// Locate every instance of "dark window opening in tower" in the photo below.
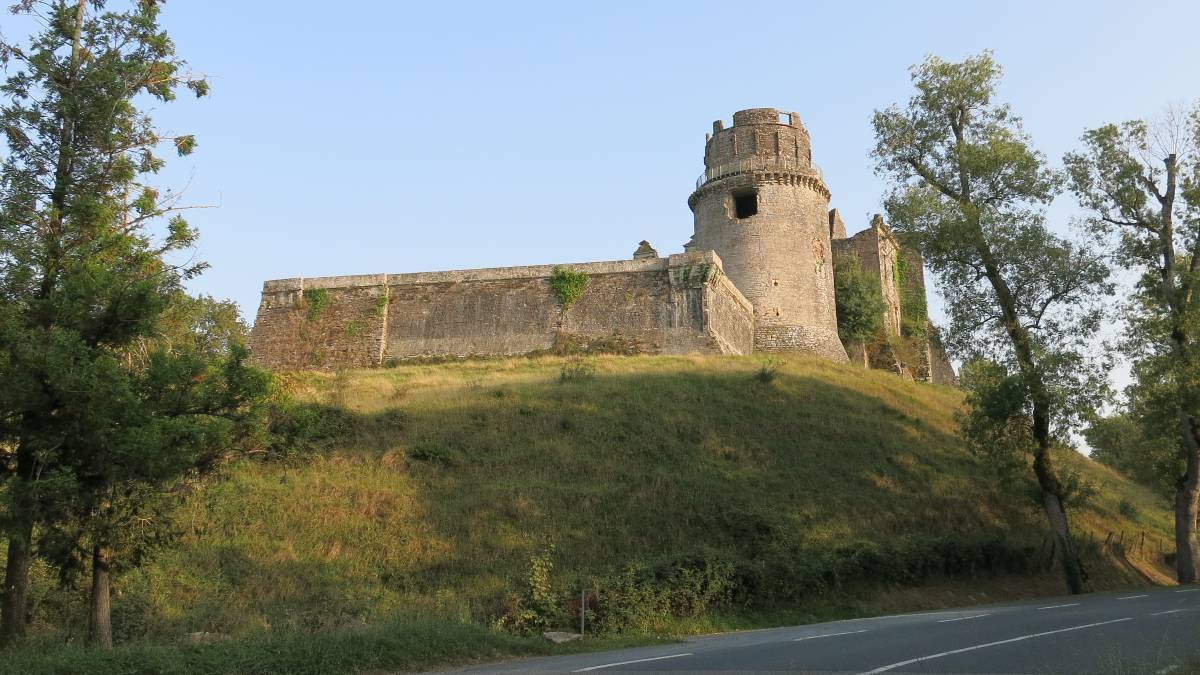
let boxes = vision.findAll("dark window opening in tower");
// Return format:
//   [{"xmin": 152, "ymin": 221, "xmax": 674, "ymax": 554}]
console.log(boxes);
[
  {"xmin": 779, "ymin": 112, "xmax": 792, "ymax": 125},
  {"xmin": 733, "ymin": 190, "xmax": 758, "ymax": 219}
]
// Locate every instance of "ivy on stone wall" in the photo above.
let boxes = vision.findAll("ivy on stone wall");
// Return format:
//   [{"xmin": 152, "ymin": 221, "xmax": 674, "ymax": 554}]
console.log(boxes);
[
  {"xmin": 302, "ymin": 288, "xmax": 331, "ymax": 322},
  {"xmin": 550, "ymin": 266, "xmax": 589, "ymax": 312},
  {"xmin": 893, "ymin": 252, "xmax": 928, "ymax": 340}
]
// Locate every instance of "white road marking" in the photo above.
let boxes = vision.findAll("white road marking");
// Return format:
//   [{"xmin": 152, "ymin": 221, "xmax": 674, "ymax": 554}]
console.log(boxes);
[
  {"xmin": 1175, "ymin": 588, "xmax": 1200, "ymax": 593},
  {"xmin": 793, "ymin": 629, "xmax": 870, "ymax": 641},
  {"xmin": 573, "ymin": 653, "xmax": 693, "ymax": 672},
  {"xmin": 1037, "ymin": 603, "xmax": 1080, "ymax": 610},
  {"xmin": 860, "ymin": 617, "xmax": 1133, "ymax": 674},
  {"xmin": 1117, "ymin": 594, "xmax": 1149, "ymax": 600},
  {"xmin": 937, "ymin": 613, "xmax": 991, "ymax": 623},
  {"xmin": 1151, "ymin": 609, "xmax": 1188, "ymax": 616}
]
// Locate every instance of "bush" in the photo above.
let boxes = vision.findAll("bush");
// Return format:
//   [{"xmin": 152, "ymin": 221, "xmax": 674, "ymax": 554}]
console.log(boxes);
[
  {"xmin": 495, "ymin": 547, "xmax": 560, "ymax": 635},
  {"xmin": 755, "ymin": 359, "xmax": 782, "ymax": 384},
  {"xmin": 1118, "ymin": 498, "xmax": 1140, "ymax": 519},
  {"xmin": 265, "ymin": 401, "xmax": 356, "ymax": 458},
  {"xmin": 590, "ymin": 553, "xmax": 736, "ymax": 635},
  {"xmin": 560, "ymin": 359, "xmax": 596, "ymax": 383},
  {"xmin": 550, "ymin": 267, "xmax": 589, "ymax": 311},
  {"xmin": 301, "ymin": 288, "xmax": 331, "ymax": 321}
]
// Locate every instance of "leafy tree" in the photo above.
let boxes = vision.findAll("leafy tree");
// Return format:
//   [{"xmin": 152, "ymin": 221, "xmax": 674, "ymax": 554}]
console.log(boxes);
[
  {"xmin": 833, "ymin": 252, "xmax": 885, "ymax": 361},
  {"xmin": 872, "ymin": 52, "xmax": 1111, "ymax": 594},
  {"xmin": 0, "ymin": 0, "xmax": 266, "ymax": 647},
  {"xmin": 1064, "ymin": 107, "xmax": 1200, "ymax": 581},
  {"xmin": 1083, "ymin": 414, "xmax": 1174, "ymax": 493}
]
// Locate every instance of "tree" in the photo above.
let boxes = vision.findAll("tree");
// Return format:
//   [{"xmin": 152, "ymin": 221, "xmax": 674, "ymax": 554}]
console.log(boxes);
[
  {"xmin": 1064, "ymin": 106, "xmax": 1200, "ymax": 582},
  {"xmin": 833, "ymin": 252, "xmax": 886, "ymax": 363},
  {"xmin": 1083, "ymin": 414, "xmax": 1174, "ymax": 493},
  {"xmin": 872, "ymin": 52, "xmax": 1111, "ymax": 594},
  {"xmin": 0, "ymin": 0, "xmax": 266, "ymax": 647}
]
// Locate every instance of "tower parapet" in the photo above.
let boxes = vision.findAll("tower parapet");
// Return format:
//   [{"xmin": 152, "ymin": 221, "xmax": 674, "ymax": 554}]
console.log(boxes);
[{"xmin": 687, "ymin": 108, "xmax": 847, "ymax": 360}]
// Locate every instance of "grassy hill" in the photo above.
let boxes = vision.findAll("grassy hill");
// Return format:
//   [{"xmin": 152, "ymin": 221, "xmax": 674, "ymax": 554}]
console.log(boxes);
[{"xmin": 4, "ymin": 354, "xmax": 1177, "ymax": 673}]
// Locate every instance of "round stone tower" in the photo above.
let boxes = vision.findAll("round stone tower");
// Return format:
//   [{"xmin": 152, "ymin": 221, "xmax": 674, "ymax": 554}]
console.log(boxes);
[{"xmin": 687, "ymin": 108, "xmax": 847, "ymax": 360}]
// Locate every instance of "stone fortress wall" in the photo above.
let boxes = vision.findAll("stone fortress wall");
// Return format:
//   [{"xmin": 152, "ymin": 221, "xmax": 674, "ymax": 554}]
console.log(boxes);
[
  {"xmin": 249, "ymin": 251, "xmax": 755, "ymax": 370},
  {"xmin": 249, "ymin": 107, "xmax": 955, "ymax": 385}
]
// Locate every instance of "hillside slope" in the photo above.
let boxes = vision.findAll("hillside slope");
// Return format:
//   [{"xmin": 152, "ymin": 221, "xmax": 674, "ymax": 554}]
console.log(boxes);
[{"xmin": 15, "ymin": 354, "xmax": 1176, "ymax": 652}]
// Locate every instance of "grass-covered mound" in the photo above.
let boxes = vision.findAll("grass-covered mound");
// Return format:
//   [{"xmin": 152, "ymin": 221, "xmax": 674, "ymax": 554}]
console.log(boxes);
[{"xmin": 4, "ymin": 355, "xmax": 1175, "ymax": 672}]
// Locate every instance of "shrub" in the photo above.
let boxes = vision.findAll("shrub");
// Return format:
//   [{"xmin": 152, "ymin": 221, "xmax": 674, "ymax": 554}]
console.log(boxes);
[
  {"xmin": 302, "ymin": 288, "xmax": 332, "ymax": 321},
  {"xmin": 1118, "ymin": 498, "xmax": 1139, "ymax": 519},
  {"xmin": 407, "ymin": 443, "xmax": 455, "ymax": 465},
  {"xmin": 265, "ymin": 401, "xmax": 355, "ymax": 458},
  {"xmin": 590, "ymin": 553, "xmax": 736, "ymax": 635},
  {"xmin": 755, "ymin": 359, "xmax": 782, "ymax": 384},
  {"xmin": 560, "ymin": 359, "xmax": 596, "ymax": 383},
  {"xmin": 495, "ymin": 547, "xmax": 560, "ymax": 635},
  {"xmin": 550, "ymin": 267, "xmax": 589, "ymax": 312}
]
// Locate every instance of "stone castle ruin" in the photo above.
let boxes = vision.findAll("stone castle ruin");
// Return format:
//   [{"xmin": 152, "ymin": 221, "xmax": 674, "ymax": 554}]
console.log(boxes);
[{"xmin": 249, "ymin": 108, "xmax": 954, "ymax": 384}]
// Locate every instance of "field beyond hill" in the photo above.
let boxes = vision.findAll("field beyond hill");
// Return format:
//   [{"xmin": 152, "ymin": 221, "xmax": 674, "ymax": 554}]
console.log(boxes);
[{"xmin": 3, "ymin": 355, "xmax": 1177, "ymax": 673}]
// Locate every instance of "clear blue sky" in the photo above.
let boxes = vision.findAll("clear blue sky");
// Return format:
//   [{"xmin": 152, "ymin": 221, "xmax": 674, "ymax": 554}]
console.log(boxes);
[{"xmin": 26, "ymin": 1, "xmax": 1200, "ymax": 323}]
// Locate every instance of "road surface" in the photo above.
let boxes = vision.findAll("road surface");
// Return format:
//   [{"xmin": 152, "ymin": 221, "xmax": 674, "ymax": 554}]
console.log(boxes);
[{"xmin": 451, "ymin": 585, "xmax": 1200, "ymax": 673}]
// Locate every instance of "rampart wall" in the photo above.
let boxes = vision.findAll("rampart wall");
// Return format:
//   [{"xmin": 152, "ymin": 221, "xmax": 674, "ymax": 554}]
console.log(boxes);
[{"xmin": 249, "ymin": 251, "xmax": 755, "ymax": 370}]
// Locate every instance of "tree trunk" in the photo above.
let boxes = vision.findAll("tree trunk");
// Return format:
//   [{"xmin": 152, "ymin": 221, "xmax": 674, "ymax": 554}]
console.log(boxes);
[
  {"xmin": 87, "ymin": 545, "xmax": 113, "ymax": 648},
  {"xmin": 1174, "ymin": 413, "xmax": 1200, "ymax": 583},
  {"xmin": 0, "ymin": 520, "xmax": 33, "ymax": 647},
  {"xmin": 0, "ymin": 441, "xmax": 36, "ymax": 647},
  {"xmin": 1040, "ymin": 489, "xmax": 1085, "ymax": 594}
]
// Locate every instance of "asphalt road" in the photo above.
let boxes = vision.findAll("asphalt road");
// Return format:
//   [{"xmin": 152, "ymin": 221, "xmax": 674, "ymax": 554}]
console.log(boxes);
[{"xmin": 450, "ymin": 585, "xmax": 1200, "ymax": 673}]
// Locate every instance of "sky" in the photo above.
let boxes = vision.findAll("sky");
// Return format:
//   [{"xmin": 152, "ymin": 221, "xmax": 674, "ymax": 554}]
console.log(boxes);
[{"xmin": 7, "ymin": 1, "xmax": 1200, "ymax": 334}]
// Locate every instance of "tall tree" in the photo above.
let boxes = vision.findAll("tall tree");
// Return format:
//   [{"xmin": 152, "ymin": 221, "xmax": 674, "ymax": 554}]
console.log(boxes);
[
  {"xmin": 1064, "ymin": 106, "xmax": 1200, "ymax": 582},
  {"xmin": 872, "ymin": 53, "xmax": 1110, "ymax": 594},
  {"xmin": 0, "ymin": 0, "xmax": 265, "ymax": 647}
]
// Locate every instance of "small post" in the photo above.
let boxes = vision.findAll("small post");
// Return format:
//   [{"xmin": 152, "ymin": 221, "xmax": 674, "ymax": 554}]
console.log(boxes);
[{"xmin": 579, "ymin": 585, "xmax": 586, "ymax": 635}]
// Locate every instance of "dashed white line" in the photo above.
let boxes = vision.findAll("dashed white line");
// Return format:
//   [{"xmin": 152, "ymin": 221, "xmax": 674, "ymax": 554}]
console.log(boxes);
[
  {"xmin": 1151, "ymin": 609, "xmax": 1188, "ymax": 616},
  {"xmin": 937, "ymin": 613, "xmax": 991, "ymax": 623},
  {"xmin": 1037, "ymin": 603, "xmax": 1080, "ymax": 610},
  {"xmin": 573, "ymin": 653, "xmax": 693, "ymax": 672},
  {"xmin": 1117, "ymin": 594, "xmax": 1149, "ymax": 600},
  {"xmin": 860, "ymin": 617, "xmax": 1133, "ymax": 674},
  {"xmin": 1175, "ymin": 588, "xmax": 1200, "ymax": 593},
  {"xmin": 793, "ymin": 629, "xmax": 870, "ymax": 641}
]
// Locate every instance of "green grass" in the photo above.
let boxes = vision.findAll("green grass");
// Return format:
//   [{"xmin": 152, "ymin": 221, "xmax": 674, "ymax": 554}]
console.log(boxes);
[{"xmin": 3, "ymin": 354, "xmax": 1178, "ymax": 671}]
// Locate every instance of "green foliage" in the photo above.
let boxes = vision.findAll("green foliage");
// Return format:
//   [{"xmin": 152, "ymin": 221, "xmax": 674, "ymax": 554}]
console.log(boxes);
[
  {"xmin": 345, "ymin": 319, "xmax": 368, "ymax": 337},
  {"xmin": 591, "ymin": 553, "xmax": 736, "ymax": 635},
  {"xmin": 374, "ymin": 296, "xmax": 390, "ymax": 317},
  {"xmin": 496, "ymin": 547, "xmax": 559, "ymax": 635},
  {"xmin": 302, "ymin": 288, "xmax": 332, "ymax": 322},
  {"xmin": 550, "ymin": 267, "xmax": 589, "ymax": 312},
  {"xmin": 1084, "ymin": 414, "xmax": 1175, "ymax": 494},
  {"xmin": 559, "ymin": 359, "xmax": 596, "ymax": 383},
  {"xmin": 263, "ymin": 400, "xmax": 356, "ymax": 459},
  {"xmin": 0, "ymin": 618, "xmax": 555, "ymax": 675},
  {"xmin": 833, "ymin": 254, "xmax": 886, "ymax": 345},
  {"xmin": 754, "ymin": 358, "xmax": 783, "ymax": 384},
  {"xmin": 893, "ymin": 252, "xmax": 928, "ymax": 340},
  {"xmin": 1118, "ymin": 499, "xmax": 1140, "ymax": 520}
]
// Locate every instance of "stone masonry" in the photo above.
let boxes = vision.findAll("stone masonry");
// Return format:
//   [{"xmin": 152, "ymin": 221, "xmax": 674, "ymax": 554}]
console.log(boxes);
[{"xmin": 250, "ymin": 107, "xmax": 954, "ymax": 384}]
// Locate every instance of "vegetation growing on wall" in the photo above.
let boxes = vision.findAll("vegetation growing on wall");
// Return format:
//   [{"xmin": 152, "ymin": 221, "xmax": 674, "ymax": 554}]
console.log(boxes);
[
  {"xmin": 302, "ymin": 288, "xmax": 332, "ymax": 322},
  {"xmin": 550, "ymin": 267, "xmax": 589, "ymax": 312},
  {"xmin": 833, "ymin": 254, "xmax": 886, "ymax": 348},
  {"xmin": 893, "ymin": 252, "xmax": 928, "ymax": 340}
]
